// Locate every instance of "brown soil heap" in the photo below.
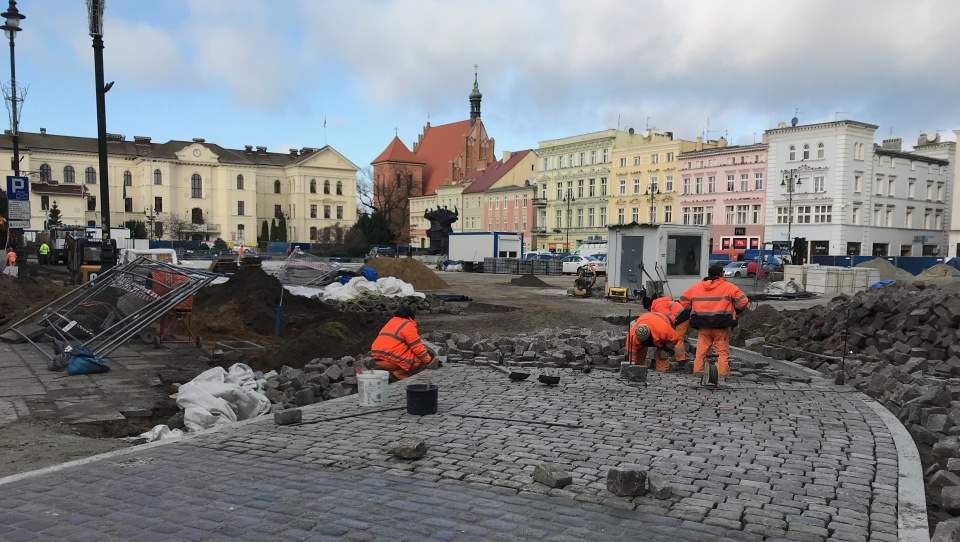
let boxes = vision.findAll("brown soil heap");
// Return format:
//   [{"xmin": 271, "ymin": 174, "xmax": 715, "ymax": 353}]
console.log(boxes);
[
  {"xmin": 191, "ymin": 267, "xmax": 386, "ymax": 372},
  {"xmin": 361, "ymin": 257, "xmax": 449, "ymax": 290},
  {"xmin": 0, "ymin": 275, "xmax": 73, "ymax": 328},
  {"xmin": 510, "ymin": 274, "xmax": 551, "ymax": 288}
]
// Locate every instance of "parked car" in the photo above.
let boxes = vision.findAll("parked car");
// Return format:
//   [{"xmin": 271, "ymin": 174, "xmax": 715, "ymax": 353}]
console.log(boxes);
[
  {"xmin": 561, "ymin": 255, "xmax": 605, "ymax": 275},
  {"xmin": 755, "ymin": 262, "xmax": 784, "ymax": 279},
  {"xmin": 710, "ymin": 259, "xmax": 731, "ymax": 268},
  {"xmin": 723, "ymin": 261, "xmax": 749, "ymax": 278},
  {"xmin": 524, "ymin": 251, "xmax": 557, "ymax": 260},
  {"xmin": 364, "ymin": 247, "xmax": 397, "ymax": 263},
  {"xmin": 747, "ymin": 258, "xmax": 783, "ymax": 277}
]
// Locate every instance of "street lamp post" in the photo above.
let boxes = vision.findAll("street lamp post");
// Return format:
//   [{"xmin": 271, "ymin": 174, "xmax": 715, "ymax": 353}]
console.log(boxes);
[
  {"xmin": 87, "ymin": 0, "xmax": 115, "ymax": 269},
  {"xmin": 144, "ymin": 206, "xmax": 155, "ymax": 241},
  {"xmin": 562, "ymin": 188, "xmax": 575, "ymax": 252},
  {"xmin": 780, "ymin": 165, "xmax": 805, "ymax": 252},
  {"xmin": 645, "ymin": 185, "xmax": 660, "ymax": 224},
  {"xmin": 1, "ymin": 0, "xmax": 23, "ymax": 254}
]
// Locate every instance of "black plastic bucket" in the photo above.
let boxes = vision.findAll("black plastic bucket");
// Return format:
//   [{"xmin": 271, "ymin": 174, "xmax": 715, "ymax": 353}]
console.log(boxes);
[{"xmin": 406, "ymin": 384, "xmax": 438, "ymax": 415}]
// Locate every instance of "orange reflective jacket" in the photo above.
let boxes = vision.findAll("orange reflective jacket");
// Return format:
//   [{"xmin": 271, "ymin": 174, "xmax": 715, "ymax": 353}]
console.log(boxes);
[
  {"xmin": 650, "ymin": 297, "xmax": 685, "ymax": 325},
  {"xmin": 679, "ymin": 277, "xmax": 749, "ymax": 329},
  {"xmin": 371, "ymin": 317, "xmax": 430, "ymax": 372},
  {"xmin": 626, "ymin": 312, "xmax": 679, "ymax": 363}
]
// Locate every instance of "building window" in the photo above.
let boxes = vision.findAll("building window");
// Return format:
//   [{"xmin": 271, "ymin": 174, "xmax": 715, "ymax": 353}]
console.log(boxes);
[
  {"xmin": 755, "ymin": 173, "xmax": 763, "ymax": 190},
  {"xmin": 588, "ymin": 208, "xmax": 595, "ymax": 227},
  {"xmin": 726, "ymin": 175, "xmax": 735, "ymax": 192},
  {"xmin": 237, "ymin": 201, "xmax": 245, "ymax": 216},
  {"xmin": 777, "ymin": 207, "xmax": 789, "ymax": 224},
  {"xmin": 40, "ymin": 164, "xmax": 52, "ymax": 182},
  {"xmin": 576, "ymin": 208, "xmax": 583, "ymax": 227},
  {"xmin": 324, "ymin": 205, "xmax": 331, "ymax": 219},
  {"xmin": 274, "ymin": 180, "xmax": 281, "ymax": 194},
  {"xmin": 601, "ymin": 177, "xmax": 607, "ymax": 196},
  {"xmin": 814, "ymin": 205, "xmax": 832, "ymax": 223},
  {"xmin": 337, "ymin": 206, "xmax": 343, "ymax": 220},
  {"xmin": 887, "ymin": 178, "xmax": 895, "ymax": 196},
  {"xmin": 64, "ymin": 165, "xmax": 75, "ymax": 184},
  {"xmin": 187, "ymin": 174, "xmax": 201, "ymax": 198},
  {"xmin": 908, "ymin": 179, "xmax": 915, "ymax": 198},
  {"xmin": 634, "ymin": 156, "xmax": 641, "ymax": 166},
  {"xmin": 577, "ymin": 179, "xmax": 584, "ymax": 198},
  {"xmin": 666, "ymin": 152, "xmax": 674, "ymax": 162},
  {"xmin": 695, "ymin": 177, "xmax": 703, "ymax": 194},
  {"xmin": 237, "ymin": 174, "xmax": 244, "ymax": 190},
  {"xmin": 336, "ymin": 181, "xmax": 343, "ymax": 195},
  {"xmin": 631, "ymin": 207, "xmax": 639, "ymax": 223},
  {"xmin": 603, "ymin": 149, "xmax": 608, "ymax": 162},
  {"xmin": 619, "ymin": 158, "xmax": 626, "ymax": 167},
  {"xmin": 725, "ymin": 205, "xmax": 734, "ymax": 225},
  {"xmin": 616, "ymin": 208, "xmax": 624, "ymax": 224},
  {"xmin": 651, "ymin": 154, "xmax": 659, "ymax": 164},
  {"xmin": 274, "ymin": 204, "xmax": 282, "ymax": 218},
  {"xmin": 814, "ymin": 176, "xmax": 825, "ymax": 193},
  {"xmin": 85, "ymin": 167, "xmax": 97, "ymax": 184},
  {"xmin": 320, "ymin": 180, "xmax": 329, "ymax": 194},
  {"xmin": 817, "ymin": 142, "xmax": 825, "ymax": 159},
  {"xmin": 310, "ymin": 179, "xmax": 316, "ymax": 193},
  {"xmin": 154, "ymin": 169, "xmax": 162, "ymax": 185},
  {"xmin": 590, "ymin": 150, "xmax": 597, "ymax": 164},
  {"xmin": 927, "ymin": 181, "xmax": 934, "ymax": 200},
  {"xmin": 924, "ymin": 209, "xmax": 932, "ymax": 229},
  {"xmin": 683, "ymin": 178, "xmax": 690, "ymax": 195},
  {"xmin": 543, "ymin": 158, "xmax": 549, "ymax": 170},
  {"xmin": 556, "ymin": 209, "xmax": 563, "ymax": 228},
  {"xmin": 619, "ymin": 179, "xmax": 626, "ymax": 196},
  {"xmin": 885, "ymin": 206, "xmax": 895, "ymax": 227},
  {"xmin": 736, "ymin": 205, "xmax": 749, "ymax": 225},
  {"xmin": 789, "ymin": 145, "xmax": 796, "ymax": 161},
  {"xmin": 650, "ymin": 177, "xmax": 658, "ymax": 193},
  {"xmin": 937, "ymin": 183, "xmax": 944, "ymax": 201},
  {"xmin": 559, "ymin": 155, "xmax": 564, "ymax": 168},
  {"xmin": 795, "ymin": 205, "xmax": 811, "ymax": 224},
  {"xmin": 125, "ymin": 198, "xmax": 133, "ymax": 213},
  {"xmin": 41, "ymin": 195, "xmax": 49, "ymax": 210},
  {"xmin": 237, "ymin": 224, "xmax": 245, "ymax": 239},
  {"xmin": 633, "ymin": 178, "xmax": 640, "ymax": 194},
  {"xmin": 191, "ymin": 207, "xmax": 203, "ymax": 224},
  {"xmin": 905, "ymin": 209, "xmax": 913, "ymax": 228},
  {"xmin": 579, "ymin": 152, "xmax": 585, "ymax": 166},
  {"xmin": 87, "ymin": 196, "xmax": 96, "ymax": 212},
  {"xmin": 155, "ymin": 196, "xmax": 163, "ymax": 213},
  {"xmin": 599, "ymin": 207, "xmax": 607, "ymax": 226},
  {"xmin": 740, "ymin": 174, "xmax": 749, "ymax": 192},
  {"xmin": 852, "ymin": 206, "xmax": 860, "ymax": 225},
  {"xmin": 707, "ymin": 176, "xmax": 715, "ymax": 193},
  {"xmin": 691, "ymin": 207, "xmax": 705, "ymax": 225},
  {"xmin": 665, "ymin": 175, "xmax": 673, "ymax": 192},
  {"xmin": 936, "ymin": 210, "xmax": 943, "ymax": 229},
  {"xmin": 752, "ymin": 204, "xmax": 761, "ymax": 224},
  {"xmin": 664, "ymin": 205, "xmax": 672, "ymax": 223},
  {"xmin": 123, "ymin": 170, "xmax": 132, "ymax": 186},
  {"xmin": 588, "ymin": 178, "xmax": 596, "ymax": 197},
  {"xmin": 569, "ymin": 154, "xmax": 574, "ymax": 167},
  {"xmin": 802, "ymin": 144, "xmax": 810, "ymax": 160},
  {"xmin": 854, "ymin": 174, "xmax": 862, "ymax": 193}
]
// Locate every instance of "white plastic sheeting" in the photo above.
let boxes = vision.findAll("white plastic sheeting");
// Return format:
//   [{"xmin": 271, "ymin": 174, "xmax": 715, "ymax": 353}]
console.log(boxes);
[
  {"xmin": 765, "ymin": 279, "xmax": 806, "ymax": 295},
  {"xmin": 320, "ymin": 276, "xmax": 425, "ymax": 301},
  {"xmin": 176, "ymin": 363, "xmax": 272, "ymax": 432}
]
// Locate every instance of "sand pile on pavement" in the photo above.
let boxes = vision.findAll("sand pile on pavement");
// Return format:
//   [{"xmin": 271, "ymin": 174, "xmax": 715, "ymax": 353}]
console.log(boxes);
[
  {"xmin": 0, "ymin": 274, "xmax": 72, "ymax": 328},
  {"xmin": 361, "ymin": 257, "xmax": 449, "ymax": 290},
  {"xmin": 919, "ymin": 263, "xmax": 959, "ymax": 279},
  {"xmin": 730, "ymin": 303, "xmax": 783, "ymax": 347},
  {"xmin": 856, "ymin": 257, "xmax": 915, "ymax": 281},
  {"xmin": 510, "ymin": 274, "xmax": 551, "ymax": 288},
  {"xmin": 192, "ymin": 267, "xmax": 386, "ymax": 372}
]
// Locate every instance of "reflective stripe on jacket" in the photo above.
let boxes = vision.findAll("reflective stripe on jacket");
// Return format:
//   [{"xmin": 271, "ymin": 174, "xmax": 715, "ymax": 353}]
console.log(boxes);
[
  {"xmin": 678, "ymin": 277, "xmax": 749, "ymax": 329},
  {"xmin": 370, "ymin": 317, "xmax": 430, "ymax": 372},
  {"xmin": 626, "ymin": 312, "xmax": 679, "ymax": 363},
  {"xmin": 650, "ymin": 297, "xmax": 685, "ymax": 326}
]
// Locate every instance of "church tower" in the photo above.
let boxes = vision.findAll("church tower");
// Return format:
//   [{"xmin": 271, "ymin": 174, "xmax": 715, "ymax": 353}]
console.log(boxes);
[{"xmin": 469, "ymin": 67, "xmax": 482, "ymax": 127}]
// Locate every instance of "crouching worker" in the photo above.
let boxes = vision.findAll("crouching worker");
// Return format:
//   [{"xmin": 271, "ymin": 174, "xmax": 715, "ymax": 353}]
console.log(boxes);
[
  {"xmin": 626, "ymin": 312, "xmax": 679, "ymax": 371},
  {"xmin": 371, "ymin": 306, "xmax": 432, "ymax": 382},
  {"xmin": 643, "ymin": 293, "xmax": 691, "ymax": 372}
]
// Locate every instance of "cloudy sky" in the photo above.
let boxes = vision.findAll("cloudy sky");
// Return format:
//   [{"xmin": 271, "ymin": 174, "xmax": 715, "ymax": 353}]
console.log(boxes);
[{"xmin": 9, "ymin": 0, "xmax": 960, "ymax": 171}]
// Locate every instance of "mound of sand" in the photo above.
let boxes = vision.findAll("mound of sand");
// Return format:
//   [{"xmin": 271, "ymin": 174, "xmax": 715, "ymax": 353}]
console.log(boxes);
[
  {"xmin": 361, "ymin": 257, "xmax": 449, "ymax": 290},
  {"xmin": 919, "ymin": 263, "xmax": 960, "ymax": 279},
  {"xmin": 856, "ymin": 258, "xmax": 915, "ymax": 281},
  {"xmin": 192, "ymin": 267, "xmax": 386, "ymax": 371},
  {"xmin": 510, "ymin": 274, "xmax": 551, "ymax": 288},
  {"xmin": 0, "ymin": 275, "xmax": 73, "ymax": 329}
]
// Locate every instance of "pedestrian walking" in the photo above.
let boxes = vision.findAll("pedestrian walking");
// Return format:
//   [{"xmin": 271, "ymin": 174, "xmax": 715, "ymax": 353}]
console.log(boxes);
[
  {"xmin": 370, "ymin": 306, "xmax": 432, "ymax": 382},
  {"xmin": 626, "ymin": 311, "xmax": 678, "ymax": 371},
  {"xmin": 679, "ymin": 264, "xmax": 749, "ymax": 386},
  {"xmin": 643, "ymin": 293, "xmax": 691, "ymax": 371}
]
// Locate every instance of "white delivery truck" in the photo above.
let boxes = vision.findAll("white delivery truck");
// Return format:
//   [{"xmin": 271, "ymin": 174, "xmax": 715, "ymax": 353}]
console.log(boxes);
[
  {"xmin": 448, "ymin": 232, "xmax": 523, "ymax": 264},
  {"xmin": 574, "ymin": 236, "xmax": 607, "ymax": 258}
]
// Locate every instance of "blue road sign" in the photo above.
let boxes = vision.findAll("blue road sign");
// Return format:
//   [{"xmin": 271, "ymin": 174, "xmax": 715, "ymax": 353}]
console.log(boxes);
[{"xmin": 6, "ymin": 175, "xmax": 29, "ymax": 201}]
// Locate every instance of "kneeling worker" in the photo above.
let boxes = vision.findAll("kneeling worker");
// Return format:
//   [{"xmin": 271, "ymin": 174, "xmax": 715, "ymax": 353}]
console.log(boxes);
[
  {"xmin": 371, "ymin": 306, "xmax": 432, "ymax": 382},
  {"xmin": 626, "ymin": 312, "xmax": 679, "ymax": 370},
  {"xmin": 643, "ymin": 293, "xmax": 691, "ymax": 371}
]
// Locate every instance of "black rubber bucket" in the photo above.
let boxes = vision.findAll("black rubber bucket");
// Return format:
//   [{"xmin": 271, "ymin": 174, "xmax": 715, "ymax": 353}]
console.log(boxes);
[{"xmin": 406, "ymin": 384, "xmax": 438, "ymax": 415}]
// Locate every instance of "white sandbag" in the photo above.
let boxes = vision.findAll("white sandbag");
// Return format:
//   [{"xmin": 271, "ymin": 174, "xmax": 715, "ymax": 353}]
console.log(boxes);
[
  {"xmin": 320, "ymin": 275, "xmax": 425, "ymax": 301},
  {"xmin": 176, "ymin": 363, "xmax": 271, "ymax": 432},
  {"xmin": 140, "ymin": 424, "xmax": 183, "ymax": 442}
]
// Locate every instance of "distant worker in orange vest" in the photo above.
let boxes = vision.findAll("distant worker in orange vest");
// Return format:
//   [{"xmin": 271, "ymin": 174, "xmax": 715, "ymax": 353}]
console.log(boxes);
[
  {"xmin": 626, "ymin": 312, "xmax": 678, "ymax": 370},
  {"xmin": 237, "ymin": 245, "xmax": 244, "ymax": 259},
  {"xmin": 643, "ymin": 293, "xmax": 691, "ymax": 371},
  {"xmin": 679, "ymin": 264, "xmax": 749, "ymax": 384},
  {"xmin": 5, "ymin": 248, "xmax": 16, "ymax": 267},
  {"xmin": 371, "ymin": 306, "xmax": 432, "ymax": 382}
]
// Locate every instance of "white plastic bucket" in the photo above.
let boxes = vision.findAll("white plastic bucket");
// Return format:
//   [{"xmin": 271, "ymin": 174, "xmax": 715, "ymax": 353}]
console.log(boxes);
[{"xmin": 357, "ymin": 370, "xmax": 390, "ymax": 407}]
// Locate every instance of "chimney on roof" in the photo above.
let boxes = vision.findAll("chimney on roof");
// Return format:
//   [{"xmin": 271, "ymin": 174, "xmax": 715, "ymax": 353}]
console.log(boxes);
[
  {"xmin": 244, "ymin": 145, "xmax": 253, "ymax": 153},
  {"xmin": 289, "ymin": 148, "xmax": 298, "ymax": 156},
  {"xmin": 882, "ymin": 138, "xmax": 902, "ymax": 151},
  {"xmin": 256, "ymin": 146, "xmax": 267, "ymax": 153},
  {"xmin": 40, "ymin": 127, "xmax": 46, "ymax": 135},
  {"xmin": 665, "ymin": 131, "xmax": 673, "ymax": 140},
  {"xmin": 106, "ymin": 133, "xmax": 125, "ymax": 141},
  {"xmin": 301, "ymin": 147, "xmax": 315, "ymax": 154},
  {"xmin": 134, "ymin": 136, "xmax": 151, "ymax": 144},
  {"xmin": 192, "ymin": 138, "xmax": 205, "ymax": 143},
  {"xmin": 502, "ymin": 151, "xmax": 512, "ymax": 161}
]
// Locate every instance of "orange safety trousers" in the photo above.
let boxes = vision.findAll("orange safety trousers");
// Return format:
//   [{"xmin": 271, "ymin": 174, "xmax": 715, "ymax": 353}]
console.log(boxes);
[
  {"xmin": 654, "ymin": 320, "xmax": 689, "ymax": 370},
  {"xmin": 374, "ymin": 358, "xmax": 429, "ymax": 381},
  {"xmin": 693, "ymin": 327, "xmax": 731, "ymax": 375}
]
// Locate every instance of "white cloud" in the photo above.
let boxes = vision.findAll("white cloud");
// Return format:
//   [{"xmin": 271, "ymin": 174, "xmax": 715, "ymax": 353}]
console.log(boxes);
[{"xmin": 104, "ymin": 19, "xmax": 198, "ymax": 88}]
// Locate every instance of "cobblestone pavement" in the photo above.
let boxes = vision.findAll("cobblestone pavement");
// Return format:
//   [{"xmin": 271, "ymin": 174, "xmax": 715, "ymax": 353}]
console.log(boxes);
[{"xmin": 0, "ymin": 364, "xmax": 907, "ymax": 541}]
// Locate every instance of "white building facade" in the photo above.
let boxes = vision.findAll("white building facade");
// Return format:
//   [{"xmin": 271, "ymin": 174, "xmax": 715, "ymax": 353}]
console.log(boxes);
[{"xmin": 764, "ymin": 120, "xmax": 952, "ymax": 259}]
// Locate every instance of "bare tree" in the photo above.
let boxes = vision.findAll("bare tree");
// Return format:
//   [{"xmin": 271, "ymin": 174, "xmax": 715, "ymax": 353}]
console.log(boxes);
[
  {"xmin": 356, "ymin": 166, "xmax": 375, "ymax": 214},
  {"xmin": 369, "ymin": 166, "xmax": 420, "ymax": 244},
  {"xmin": 166, "ymin": 215, "xmax": 192, "ymax": 241}
]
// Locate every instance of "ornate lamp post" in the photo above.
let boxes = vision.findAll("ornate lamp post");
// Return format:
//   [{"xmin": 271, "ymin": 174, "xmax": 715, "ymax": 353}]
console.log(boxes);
[
  {"xmin": 144, "ymin": 206, "xmax": 156, "ymax": 241},
  {"xmin": 87, "ymin": 0, "xmax": 116, "ymax": 269},
  {"xmin": 1, "ymin": 0, "xmax": 23, "ymax": 178},
  {"xmin": 562, "ymin": 188, "xmax": 575, "ymax": 252},
  {"xmin": 645, "ymin": 184, "xmax": 660, "ymax": 224},
  {"xmin": 780, "ymin": 165, "xmax": 806, "ymax": 251}
]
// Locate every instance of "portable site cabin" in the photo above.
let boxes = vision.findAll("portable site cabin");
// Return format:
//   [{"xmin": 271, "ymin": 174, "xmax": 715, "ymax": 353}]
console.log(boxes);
[{"xmin": 606, "ymin": 223, "xmax": 711, "ymax": 299}]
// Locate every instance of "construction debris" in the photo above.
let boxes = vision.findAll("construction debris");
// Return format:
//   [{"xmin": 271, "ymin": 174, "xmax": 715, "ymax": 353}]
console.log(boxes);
[
  {"xmin": 273, "ymin": 408, "xmax": 302, "ymax": 426},
  {"xmin": 388, "ymin": 437, "xmax": 427, "ymax": 460},
  {"xmin": 264, "ymin": 357, "xmax": 361, "ymax": 409},
  {"xmin": 533, "ymin": 462, "xmax": 572, "ymax": 488},
  {"xmin": 606, "ymin": 465, "xmax": 647, "ymax": 497}
]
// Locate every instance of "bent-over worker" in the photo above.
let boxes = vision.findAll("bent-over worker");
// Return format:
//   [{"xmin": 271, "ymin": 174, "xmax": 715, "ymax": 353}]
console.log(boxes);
[
  {"xmin": 643, "ymin": 293, "xmax": 691, "ymax": 371},
  {"xmin": 679, "ymin": 264, "xmax": 749, "ymax": 383},
  {"xmin": 371, "ymin": 306, "xmax": 432, "ymax": 382},
  {"xmin": 626, "ymin": 312, "xmax": 679, "ymax": 371}
]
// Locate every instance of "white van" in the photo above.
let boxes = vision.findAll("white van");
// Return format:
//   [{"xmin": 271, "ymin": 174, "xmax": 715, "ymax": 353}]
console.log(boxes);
[{"xmin": 574, "ymin": 241, "xmax": 607, "ymax": 258}]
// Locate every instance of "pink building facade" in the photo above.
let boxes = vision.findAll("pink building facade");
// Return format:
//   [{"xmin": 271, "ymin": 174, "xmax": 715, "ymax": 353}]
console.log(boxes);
[{"xmin": 677, "ymin": 143, "xmax": 768, "ymax": 260}]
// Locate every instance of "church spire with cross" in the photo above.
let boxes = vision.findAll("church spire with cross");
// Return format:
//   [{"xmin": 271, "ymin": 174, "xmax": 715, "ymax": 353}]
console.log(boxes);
[{"xmin": 469, "ymin": 64, "xmax": 482, "ymax": 127}]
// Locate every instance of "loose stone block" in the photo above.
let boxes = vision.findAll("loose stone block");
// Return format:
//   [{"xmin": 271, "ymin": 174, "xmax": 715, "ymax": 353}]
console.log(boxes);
[
  {"xmin": 944, "ymin": 486, "xmax": 960, "ymax": 512},
  {"xmin": 389, "ymin": 437, "xmax": 427, "ymax": 460},
  {"xmin": 607, "ymin": 465, "xmax": 647, "ymax": 497},
  {"xmin": 620, "ymin": 364, "xmax": 648, "ymax": 383},
  {"xmin": 533, "ymin": 462, "xmax": 572, "ymax": 488},
  {"xmin": 273, "ymin": 408, "xmax": 302, "ymax": 425},
  {"xmin": 647, "ymin": 472, "xmax": 673, "ymax": 499}
]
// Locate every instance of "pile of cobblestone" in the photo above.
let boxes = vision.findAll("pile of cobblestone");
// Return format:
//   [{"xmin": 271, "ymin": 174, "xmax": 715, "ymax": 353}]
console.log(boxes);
[
  {"xmin": 321, "ymin": 294, "xmax": 466, "ymax": 316},
  {"xmin": 746, "ymin": 281, "xmax": 960, "ymax": 531},
  {"xmin": 264, "ymin": 357, "xmax": 361, "ymax": 408}
]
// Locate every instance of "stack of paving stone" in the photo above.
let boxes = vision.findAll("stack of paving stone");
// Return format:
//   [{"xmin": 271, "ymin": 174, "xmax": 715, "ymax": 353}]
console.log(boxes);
[
  {"xmin": 743, "ymin": 281, "xmax": 960, "ymax": 531},
  {"xmin": 321, "ymin": 294, "xmax": 466, "ymax": 316},
  {"xmin": 264, "ymin": 357, "xmax": 359, "ymax": 408}
]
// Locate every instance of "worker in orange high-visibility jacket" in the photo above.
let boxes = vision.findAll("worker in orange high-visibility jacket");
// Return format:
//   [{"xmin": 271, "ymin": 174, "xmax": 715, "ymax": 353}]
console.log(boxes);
[
  {"xmin": 371, "ymin": 306, "xmax": 432, "ymax": 382},
  {"xmin": 643, "ymin": 294, "xmax": 691, "ymax": 371},
  {"xmin": 679, "ymin": 264, "xmax": 749, "ymax": 381},
  {"xmin": 626, "ymin": 311, "xmax": 679, "ymax": 371}
]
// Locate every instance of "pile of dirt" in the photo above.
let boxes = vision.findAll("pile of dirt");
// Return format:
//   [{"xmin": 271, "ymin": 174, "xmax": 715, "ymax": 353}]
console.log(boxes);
[
  {"xmin": 730, "ymin": 303, "xmax": 783, "ymax": 347},
  {"xmin": 0, "ymin": 275, "xmax": 73, "ymax": 328},
  {"xmin": 510, "ymin": 274, "xmax": 551, "ymax": 288},
  {"xmin": 856, "ymin": 257, "xmax": 915, "ymax": 281},
  {"xmin": 919, "ymin": 263, "xmax": 959, "ymax": 279},
  {"xmin": 361, "ymin": 258, "xmax": 449, "ymax": 290},
  {"xmin": 191, "ymin": 267, "xmax": 387, "ymax": 372}
]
